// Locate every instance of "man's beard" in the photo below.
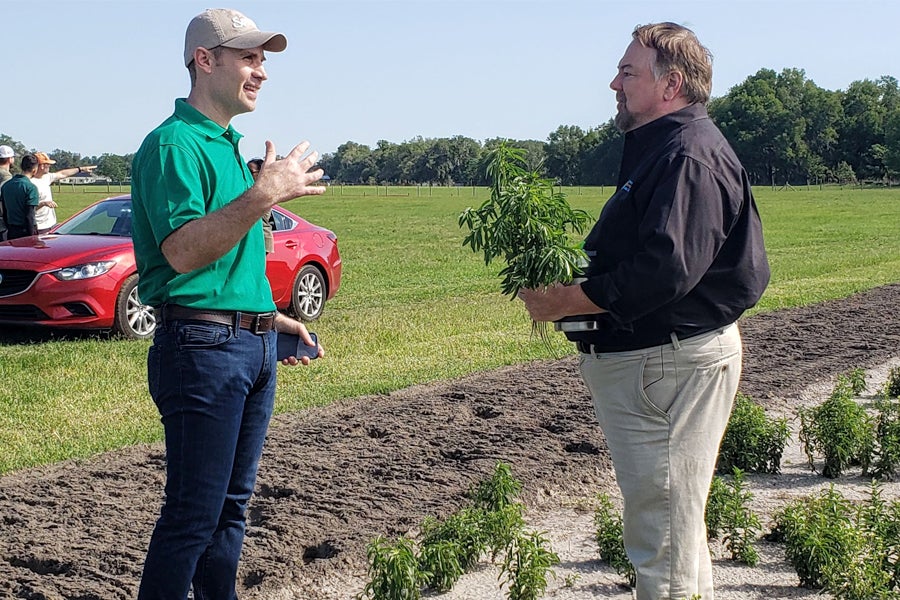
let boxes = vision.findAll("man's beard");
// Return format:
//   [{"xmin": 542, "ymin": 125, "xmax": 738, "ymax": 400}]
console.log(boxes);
[{"xmin": 614, "ymin": 106, "xmax": 634, "ymax": 132}]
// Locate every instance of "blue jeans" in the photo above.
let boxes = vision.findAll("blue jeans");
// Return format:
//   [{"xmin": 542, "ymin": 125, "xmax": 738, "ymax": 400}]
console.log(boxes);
[{"xmin": 138, "ymin": 319, "xmax": 277, "ymax": 600}]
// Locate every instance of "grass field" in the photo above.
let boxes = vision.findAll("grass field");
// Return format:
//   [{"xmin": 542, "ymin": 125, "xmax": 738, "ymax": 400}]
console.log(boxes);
[{"xmin": 1, "ymin": 184, "xmax": 898, "ymax": 474}]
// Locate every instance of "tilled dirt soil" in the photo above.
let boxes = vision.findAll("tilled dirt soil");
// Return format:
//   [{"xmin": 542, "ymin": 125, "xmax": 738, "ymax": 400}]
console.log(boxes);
[{"xmin": 1, "ymin": 284, "xmax": 899, "ymax": 600}]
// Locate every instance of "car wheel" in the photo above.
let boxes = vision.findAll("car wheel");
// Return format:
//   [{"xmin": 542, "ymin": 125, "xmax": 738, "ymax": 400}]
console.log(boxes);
[
  {"xmin": 291, "ymin": 264, "xmax": 326, "ymax": 321},
  {"xmin": 114, "ymin": 274, "xmax": 156, "ymax": 339}
]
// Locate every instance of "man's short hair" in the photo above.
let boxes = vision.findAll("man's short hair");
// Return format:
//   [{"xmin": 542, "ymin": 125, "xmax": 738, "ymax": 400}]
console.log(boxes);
[
  {"xmin": 632, "ymin": 22, "xmax": 713, "ymax": 105},
  {"xmin": 21, "ymin": 154, "xmax": 39, "ymax": 172}
]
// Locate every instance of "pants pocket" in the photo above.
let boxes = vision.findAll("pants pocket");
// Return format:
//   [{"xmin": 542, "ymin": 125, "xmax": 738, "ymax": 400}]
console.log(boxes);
[
  {"xmin": 639, "ymin": 351, "xmax": 676, "ymax": 417},
  {"xmin": 176, "ymin": 322, "xmax": 234, "ymax": 349}
]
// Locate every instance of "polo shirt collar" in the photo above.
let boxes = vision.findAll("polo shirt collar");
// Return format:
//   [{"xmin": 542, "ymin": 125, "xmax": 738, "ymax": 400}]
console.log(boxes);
[{"xmin": 173, "ymin": 98, "xmax": 244, "ymax": 144}]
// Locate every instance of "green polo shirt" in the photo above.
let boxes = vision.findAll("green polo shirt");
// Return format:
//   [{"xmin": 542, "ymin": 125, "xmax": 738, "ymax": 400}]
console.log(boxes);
[
  {"xmin": 0, "ymin": 174, "xmax": 39, "ymax": 228},
  {"xmin": 131, "ymin": 98, "xmax": 274, "ymax": 312}
]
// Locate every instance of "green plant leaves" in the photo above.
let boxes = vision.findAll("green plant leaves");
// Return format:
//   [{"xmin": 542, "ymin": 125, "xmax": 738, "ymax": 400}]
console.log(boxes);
[
  {"xmin": 706, "ymin": 468, "xmax": 761, "ymax": 566},
  {"xmin": 799, "ymin": 373, "xmax": 877, "ymax": 478},
  {"xmin": 459, "ymin": 142, "xmax": 591, "ymax": 298},
  {"xmin": 718, "ymin": 392, "xmax": 789, "ymax": 475},
  {"xmin": 360, "ymin": 462, "xmax": 556, "ymax": 600},
  {"xmin": 592, "ymin": 493, "xmax": 635, "ymax": 587},
  {"xmin": 771, "ymin": 483, "xmax": 900, "ymax": 598}
]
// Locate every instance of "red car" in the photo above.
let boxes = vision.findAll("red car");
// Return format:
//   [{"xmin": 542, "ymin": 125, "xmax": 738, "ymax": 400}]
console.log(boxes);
[{"xmin": 0, "ymin": 195, "xmax": 341, "ymax": 339}]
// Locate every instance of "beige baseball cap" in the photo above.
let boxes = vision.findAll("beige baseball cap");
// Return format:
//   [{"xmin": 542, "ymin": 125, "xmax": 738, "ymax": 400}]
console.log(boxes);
[{"xmin": 184, "ymin": 8, "xmax": 287, "ymax": 67}]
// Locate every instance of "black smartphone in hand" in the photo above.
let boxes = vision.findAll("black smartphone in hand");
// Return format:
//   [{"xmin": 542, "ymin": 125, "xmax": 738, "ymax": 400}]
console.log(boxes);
[{"xmin": 276, "ymin": 331, "xmax": 319, "ymax": 361}]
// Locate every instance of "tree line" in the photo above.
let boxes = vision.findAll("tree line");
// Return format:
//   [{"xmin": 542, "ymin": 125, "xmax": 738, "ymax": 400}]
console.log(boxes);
[
  {"xmin": 4, "ymin": 68, "xmax": 899, "ymax": 187},
  {"xmin": 0, "ymin": 137, "xmax": 133, "ymax": 184},
  {"xmin": 322, "ymin": 70, "xmax": 900, "ymax": 187}
]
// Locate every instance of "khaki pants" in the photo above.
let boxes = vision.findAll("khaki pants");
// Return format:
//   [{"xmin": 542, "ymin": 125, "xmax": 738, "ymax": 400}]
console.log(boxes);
[{"xmin": 579, "ymin": 323, "xmax": 742, "ymax": 600}]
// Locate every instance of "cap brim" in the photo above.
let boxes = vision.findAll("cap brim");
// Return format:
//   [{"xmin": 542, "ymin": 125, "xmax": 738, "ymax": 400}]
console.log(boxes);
[{"xmin": 221, "ymin": 31, "xmax": 287, "ymax": 53}]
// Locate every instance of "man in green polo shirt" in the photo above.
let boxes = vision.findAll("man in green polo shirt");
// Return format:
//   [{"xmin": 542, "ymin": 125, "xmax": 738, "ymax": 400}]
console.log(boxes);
[
  {"xmin": 0, "ymin": 154, "xmax": 40, "ymax": 239},
  {"xmin": 131, "ymin": 9, "xmax": 326, "ymax": 599}
]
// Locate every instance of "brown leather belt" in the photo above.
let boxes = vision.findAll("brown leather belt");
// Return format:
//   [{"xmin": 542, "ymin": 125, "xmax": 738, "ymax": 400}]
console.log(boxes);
[{"xmin": 160, "ymin": 305, "xmax": 276, "ymax": 334}]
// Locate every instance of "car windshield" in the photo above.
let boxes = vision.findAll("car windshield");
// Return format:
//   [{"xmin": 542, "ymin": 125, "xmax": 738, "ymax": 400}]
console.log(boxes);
[{"xmin": 55, "ymin": 199, "xmax": 133, "ymax": 237}]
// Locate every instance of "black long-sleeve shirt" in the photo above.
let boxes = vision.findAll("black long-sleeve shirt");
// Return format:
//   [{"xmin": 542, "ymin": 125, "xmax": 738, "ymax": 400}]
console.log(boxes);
[{"xmin": 568, "ymin": 104, "xmax": 770, "ymax": 352}]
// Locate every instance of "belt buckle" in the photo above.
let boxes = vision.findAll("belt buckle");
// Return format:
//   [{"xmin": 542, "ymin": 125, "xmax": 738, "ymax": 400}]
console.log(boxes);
[
  {"xmin": 250, "ymin": 312, "xmax": 274, "ymax": 334},
  {"xmin": 249, "ymin": 313, "xmax": 264, "ymax": 335}
]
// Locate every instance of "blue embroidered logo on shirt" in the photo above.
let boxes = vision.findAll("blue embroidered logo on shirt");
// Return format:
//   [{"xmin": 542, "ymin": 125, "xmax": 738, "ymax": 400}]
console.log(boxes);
[{"xmin": 622, "ymin": 179, "xmax": 633, "ymax": 192}]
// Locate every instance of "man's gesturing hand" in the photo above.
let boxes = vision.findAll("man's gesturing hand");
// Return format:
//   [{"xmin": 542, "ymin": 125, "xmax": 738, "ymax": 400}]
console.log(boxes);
[{"xmin": 256, "ymin": 140, "xmax": 326, "ymax": 205}]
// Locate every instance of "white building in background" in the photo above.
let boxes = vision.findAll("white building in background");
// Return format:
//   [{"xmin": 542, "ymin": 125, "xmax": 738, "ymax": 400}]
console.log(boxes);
[{"xmin": 57, "ymin": 175, "xmax": 112, "ymax": 185}]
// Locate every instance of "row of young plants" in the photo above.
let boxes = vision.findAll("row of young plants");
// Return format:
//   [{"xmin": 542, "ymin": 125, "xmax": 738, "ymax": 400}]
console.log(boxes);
[
  {"xmin": 800, "ymin": 367, "xmax": 900, "ymax": 480},
  {"xmin": 718, "ymin": 366, "xmax": 900, "ymax": 482},
  {"xmin": 592, "ymin": 366, "xmax": 900, "ymax": 600},
  {"xmin": 596, "ymin": 477, "xmax": 900, "ymax": 600},
  {"xmin": 361, "ymin": 368, "xmax": 900, "ymax": 599},
  {"xmin": 359, "ymin": 462, "xmax": 559, "ymax": 600},
  {"xmin": 770, "ymin": 482, "xmax": 900, "ymax": 599}
]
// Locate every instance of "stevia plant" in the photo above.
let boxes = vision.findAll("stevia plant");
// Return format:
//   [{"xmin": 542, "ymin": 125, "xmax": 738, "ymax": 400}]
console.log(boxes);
[
  {"xmin": 708, "ymin": 468, "xmax": 760, "ymax": 566},
  {"xmin": 771, "ymin": 486, "xmax": 860, "ymax": 589},
  {"xmin": 770, "ymin": 483, "xmax": 900, "ymax": 598},
  {"xmin": 416, "ymin": 537, "xmax": 464, "ymax": 593},
  {"xmin": 468, "ymin": 461, "xmax": 527, "ymax": 559},
  {"xmin": 469, "ymin": 460, "xmax": 523, "ymax": 513},
  {"xmin": 360, "ymin": 536, "xmax": 424, "ymax": 600},
  {"xmin": 798, "ymin": 373, "xmax": 875, "ymax": 478},
  {"xmin": 871, "ymin": 395, "xmax": 900, "ymax": 480},
  {"xmin": 459, "ymin": 142, "xmax": 591, "ymax": 336},
  {"xmin": 881, "ymin": 366, "xmax": 900, "ymax": 399},
  {"xmin": 593, "ymin": 493, "xmax": 635, "ymax": 587},
  {"xmin": 717, "ymin": 392, "xmax": 789, "ymax": 475},
  {"xmin": 845, "ymin": 367, "xmax": 868, "ymax": 396},
  {"xmin": 419, "ymin": 507, "xmax": 488, "ymax": 574},
  {"xmin": 705, "ymin": 475, "xmax": 729, "ymax": 540},
  {"xmin": 499, "ymin": 530, "xmax": 560, "ymax": 600}
]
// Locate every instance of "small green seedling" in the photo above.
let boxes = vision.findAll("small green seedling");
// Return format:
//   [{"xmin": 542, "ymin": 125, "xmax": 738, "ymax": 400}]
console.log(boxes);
[
  {"xmin": 593, "ymin": 493, "xmax": 635, "ymax": 587},
  {"xmin": 500, "ymin": 530, "xmax": 560, "ymax": 600},
  {"xmin": 360, "ymin": 536, "xmax": 424, "ymax": 600}
]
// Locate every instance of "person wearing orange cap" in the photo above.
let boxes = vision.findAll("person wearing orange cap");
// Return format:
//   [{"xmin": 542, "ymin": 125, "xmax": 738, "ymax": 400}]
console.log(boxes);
[{"xmin": 30, "ymin": 152, "xmax": 96, "ymax": 233}]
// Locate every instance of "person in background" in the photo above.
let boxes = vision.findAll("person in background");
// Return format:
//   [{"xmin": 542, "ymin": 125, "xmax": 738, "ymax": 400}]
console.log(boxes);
[
  {"xmin": 0, "ymin": 154, "xmax": 41, "ymax": 240},
  {"xmin": 246, "ymin": 157, "xmax": 263, "ymax": 178},
  {"xmin": 130, "ymin": 8, "xmax": 325, "ymax": 599},
  {"xmin": 519, "ymin": 22, "xmax": 769, "ymax": 600},
  {"xmin": 0, "ymin": 145, "xmax": 14, "ymax": 187},
  {"xmin": 30, "ymin": 152, "xmax": 97, "ymax": 234},
  {"xmin": 0, "ymin": 145, "xmax": 15, "ymax": 240},
  {"xmin": 247, "ymin": 157, "xmax": 274, "ymax": 253}
]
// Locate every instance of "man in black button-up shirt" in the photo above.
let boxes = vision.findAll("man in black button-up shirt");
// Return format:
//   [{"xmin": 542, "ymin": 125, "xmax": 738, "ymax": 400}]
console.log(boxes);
[{"xmin": 521, "ymin": 22, "xmax": 769, "ymax": 600}]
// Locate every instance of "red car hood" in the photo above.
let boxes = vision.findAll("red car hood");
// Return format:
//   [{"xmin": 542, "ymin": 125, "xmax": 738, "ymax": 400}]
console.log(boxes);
[{"xmin": 0, "ymin": 234, "xmax": 133, "ymax": 269}]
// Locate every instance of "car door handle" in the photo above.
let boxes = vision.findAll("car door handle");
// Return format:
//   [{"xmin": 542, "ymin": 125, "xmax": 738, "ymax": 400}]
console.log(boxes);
[{"xmin": 284, "ymin": 240, "xmax": 298, "ymax": 249}]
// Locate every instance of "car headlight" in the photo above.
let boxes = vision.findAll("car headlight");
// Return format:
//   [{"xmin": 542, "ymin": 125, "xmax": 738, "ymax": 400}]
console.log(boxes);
[{"xmin": 51, "ymin": 261, "xmax": 117, "ymax": 281}]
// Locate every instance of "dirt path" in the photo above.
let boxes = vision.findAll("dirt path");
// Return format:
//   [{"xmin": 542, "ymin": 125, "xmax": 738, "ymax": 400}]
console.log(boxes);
[{"xmin": 1, "ymin": 284, "xmax": 899, "ymax": 599}]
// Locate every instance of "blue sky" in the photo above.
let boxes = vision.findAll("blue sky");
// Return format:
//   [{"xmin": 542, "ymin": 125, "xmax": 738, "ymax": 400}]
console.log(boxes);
[{"xmin": 4, "ymin": 0, "xmax": 898, "ymax": 160}]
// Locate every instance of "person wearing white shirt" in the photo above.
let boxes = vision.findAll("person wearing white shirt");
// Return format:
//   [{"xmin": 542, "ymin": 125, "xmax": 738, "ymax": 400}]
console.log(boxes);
[{"xmin": 30, "ymin": 151, "xmax": 96, "ymax": 233}]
